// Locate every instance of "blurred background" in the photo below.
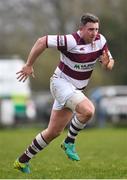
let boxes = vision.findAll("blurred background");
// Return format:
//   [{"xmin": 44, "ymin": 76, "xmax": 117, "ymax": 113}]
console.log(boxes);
[{"xmin": 0, "ymin": 0, "xmax": 127, "ymax": 128}]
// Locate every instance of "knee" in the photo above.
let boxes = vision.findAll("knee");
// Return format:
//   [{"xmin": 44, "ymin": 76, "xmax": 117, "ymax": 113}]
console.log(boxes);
[
  {"xmin": 76, "ymin": 102, "xmax": 95, "ymax": 122},
  {"xmin": 84, "ymin": 105, "xmax": 95, "ymax": 120}
]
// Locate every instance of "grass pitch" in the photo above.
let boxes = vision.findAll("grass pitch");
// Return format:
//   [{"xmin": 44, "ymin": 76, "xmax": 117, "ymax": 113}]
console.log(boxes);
[{"xmin": 0, "ymin": 126, "xmax": 127, "ymax": 179}]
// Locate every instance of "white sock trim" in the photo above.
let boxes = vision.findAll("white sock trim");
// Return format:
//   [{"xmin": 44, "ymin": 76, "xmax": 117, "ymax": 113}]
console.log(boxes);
[
  {"xmin": 68, "ymin": 132, "xmax": 76, "ymax": 139},
  {"xmin": 25, "ymin": 148, "xmax": 34, "ymax": 158},
  {"xmin": 36, "ymin": 133, "xmax": 47, "ymax": 148},
  {"xmin": 31, "ymin": 142, "xmax": 40, "ymax": 152},
  {"xmin": 74, "ymin": 115, "xmax": 86, "ymax": 129},
  {"xmin": 70, "ymin": 126, "xmax": 78, "ymax": 134}
]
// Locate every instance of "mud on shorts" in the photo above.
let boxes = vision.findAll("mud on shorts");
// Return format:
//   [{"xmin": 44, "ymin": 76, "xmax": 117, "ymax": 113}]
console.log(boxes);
[{"xmin": 50, "ymin": 75, "xmax": 86, "ymax": 111}]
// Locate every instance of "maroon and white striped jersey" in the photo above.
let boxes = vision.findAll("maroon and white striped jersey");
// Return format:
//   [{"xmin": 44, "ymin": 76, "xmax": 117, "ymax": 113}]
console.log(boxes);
[{"xmin": 46, "ymin": 31, "xmax": 112, "ymax": 90}]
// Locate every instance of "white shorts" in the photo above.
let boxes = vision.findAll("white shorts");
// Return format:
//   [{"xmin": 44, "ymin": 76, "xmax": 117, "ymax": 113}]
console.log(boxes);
[{"xmin": 50, "ymin": 75, "xmax": 86, "ymax": 111}]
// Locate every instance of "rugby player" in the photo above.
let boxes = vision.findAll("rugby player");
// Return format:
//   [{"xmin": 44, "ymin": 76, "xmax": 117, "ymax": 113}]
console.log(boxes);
[{"xmin": 14, "ymin": 13, "xmax": 114, "ymax": 173}]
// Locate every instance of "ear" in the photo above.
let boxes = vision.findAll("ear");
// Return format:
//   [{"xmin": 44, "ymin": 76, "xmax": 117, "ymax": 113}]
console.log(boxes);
[{"xmin": 79, "ymin": 25, "xmax": 83, "ymax": 31}]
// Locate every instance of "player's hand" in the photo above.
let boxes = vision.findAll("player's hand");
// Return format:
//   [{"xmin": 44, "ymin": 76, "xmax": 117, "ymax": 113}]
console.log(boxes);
[
  {"xmin": 16, "ymin": 64, "xmax": 35, "ymax": 82},
  {"xmin": 100, "ymin": 50, "xmax": 110, "ymax": 66},
  {"xmin": 106, "ymin": 58, "xmax": 114, "ymax": 70}
]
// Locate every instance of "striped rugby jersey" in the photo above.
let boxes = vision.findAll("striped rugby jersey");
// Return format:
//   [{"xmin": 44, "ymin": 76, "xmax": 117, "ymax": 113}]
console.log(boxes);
[{"xmin": 46, "ymin": 31, "xmax": 112, "ymax": 90}]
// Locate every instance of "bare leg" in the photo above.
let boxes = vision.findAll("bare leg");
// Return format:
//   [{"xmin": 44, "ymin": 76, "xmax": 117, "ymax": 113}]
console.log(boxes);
[
  {"xmin": 62, "ymin": 97, "xmax": 95, "ymax": 161},
  {"xmin": 42, "ymin": 107, "xmax": 73, "ymax": 142},
  {"xmin": 75, "ymin": 97, "xmax": 95, "ymax": 123},
  {"xmin": 17, "ymin": 107, "xmax": 73, "ymax": 163},
  {"xmin": 65, "ymin": 97, "xmax": 95, "ymax": 143}
]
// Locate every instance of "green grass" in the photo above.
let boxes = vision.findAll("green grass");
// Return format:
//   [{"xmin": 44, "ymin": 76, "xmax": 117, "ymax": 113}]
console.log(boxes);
[{"xmin": 0, "ymin": 127, "xmax": 127, "ymax": 179}]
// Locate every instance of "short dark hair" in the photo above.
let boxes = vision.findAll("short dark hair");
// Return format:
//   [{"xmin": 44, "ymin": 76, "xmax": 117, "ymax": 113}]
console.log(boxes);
[{"xmin": 80, "ymin": 13, "xmax": 99, "ymax": 26}]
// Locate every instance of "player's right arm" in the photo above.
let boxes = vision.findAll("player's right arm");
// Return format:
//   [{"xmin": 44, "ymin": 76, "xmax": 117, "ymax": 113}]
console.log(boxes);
[
  {"xmin": 17, "ymin": 34, "xmax": 74, "ymax": 82},
  {"xmin": 16, "ymin": 36, "xmax": 47, "ymax": 82}
]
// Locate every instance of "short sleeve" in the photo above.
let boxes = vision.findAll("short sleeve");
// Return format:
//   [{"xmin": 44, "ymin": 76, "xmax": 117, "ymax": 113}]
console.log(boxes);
[
  {"xmin": 47, "ymin": 34, "xmax": 76, "ymax": 51},
  {"xmin": 46, "ymin": 35, "xmax": 58, "ymax": 48}
]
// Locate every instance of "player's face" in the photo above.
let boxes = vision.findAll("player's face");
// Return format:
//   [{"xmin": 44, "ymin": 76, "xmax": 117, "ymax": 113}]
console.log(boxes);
[{"xmin": 80, "ymin": 22, "xmax": 99, "ymax": 43}]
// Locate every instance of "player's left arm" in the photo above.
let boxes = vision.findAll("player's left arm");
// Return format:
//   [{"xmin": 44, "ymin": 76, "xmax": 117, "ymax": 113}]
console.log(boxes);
[{"xmin": 100, "ymin": 50, "xmax": 115, "ymax": 70}]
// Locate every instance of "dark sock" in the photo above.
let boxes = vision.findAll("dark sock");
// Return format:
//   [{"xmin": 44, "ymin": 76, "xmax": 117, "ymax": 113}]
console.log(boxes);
[
  {"xmin": 19, "ymin": 154, "xmax": 31, "ymax": 163},
  {"xmin": 65, "ymin": 136, "xmax": 75, "ymax": 144}
]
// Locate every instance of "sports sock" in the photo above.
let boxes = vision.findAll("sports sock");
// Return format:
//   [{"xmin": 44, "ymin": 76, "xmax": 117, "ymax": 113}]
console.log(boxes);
[
  {"xmin": 19, "ymin": 133, "xmax": 48, "ymax": 163},
  {"xmin": 65, "ymin": 115, "xmax": 86, "ymax": 144}
]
